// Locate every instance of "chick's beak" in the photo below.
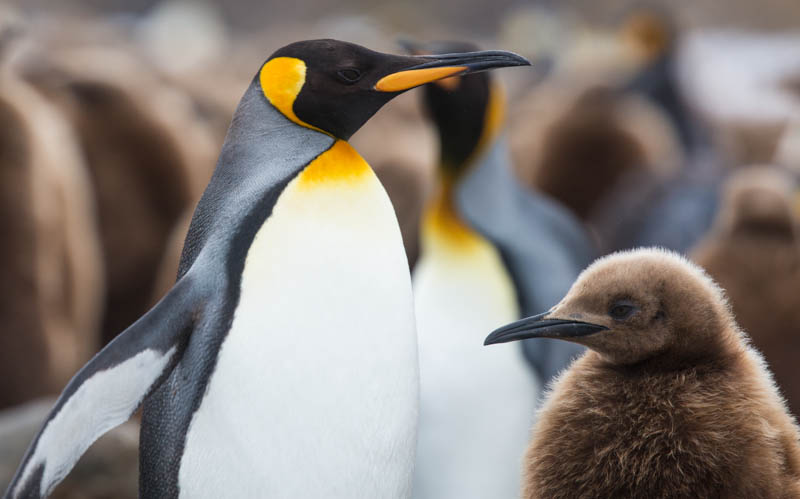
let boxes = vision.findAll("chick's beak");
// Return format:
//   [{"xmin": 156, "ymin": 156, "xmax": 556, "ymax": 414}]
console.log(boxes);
[
  {"xmin": 374, "ymin": 50, "xmax": 530, "ymax": 93},
  {"xmin": 484, "ymin": 312, "xmax": 608, "ymax": 346}
]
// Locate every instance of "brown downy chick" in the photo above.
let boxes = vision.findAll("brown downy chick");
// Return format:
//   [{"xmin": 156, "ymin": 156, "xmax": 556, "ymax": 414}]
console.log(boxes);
[
  {"xmin": 20, "ymin": 45, "xmax": 216, "ymax": 345},
  {"xmin": 526, "ymin": 88, "xmax": 647, "ymax": 221},
  {"xmin": 692, "ymin": 167, "xmax": 800, "ymax": 419},
  {"xmin": 486, "ymin": 248, "xmax": 800, "ymax": 499},
  {"xmin": 0, "ymin": 64, "xmax": 103, "ymax": 408}
]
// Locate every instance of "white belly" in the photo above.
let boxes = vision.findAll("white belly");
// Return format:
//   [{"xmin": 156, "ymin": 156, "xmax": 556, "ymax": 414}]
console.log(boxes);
[
  {"xmin": 179, "ymin": 161, "xmax": 418, "ymax": 498},
  {"xmin": 412, "ymin": 238, "xmax": 540, "ymax": 499}
]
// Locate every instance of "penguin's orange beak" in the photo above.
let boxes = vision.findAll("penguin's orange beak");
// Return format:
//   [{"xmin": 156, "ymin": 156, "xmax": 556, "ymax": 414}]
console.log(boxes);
[
  {"xmin": 374, "ymin": 50, "xmax": 529, "ymax": 92},
  {"xmin": 484, "ymin": 312, "xmax": 608, "ymax": 346}
]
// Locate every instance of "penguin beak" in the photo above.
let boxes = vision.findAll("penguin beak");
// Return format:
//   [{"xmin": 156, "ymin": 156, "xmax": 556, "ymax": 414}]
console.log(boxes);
[
  {"xmin": 484, "ymin": 312, "xmax": 608, "ymax": 346},
  {"xmin": 374, "ymin": 50, "xmax": 530, "ymax": 93}
]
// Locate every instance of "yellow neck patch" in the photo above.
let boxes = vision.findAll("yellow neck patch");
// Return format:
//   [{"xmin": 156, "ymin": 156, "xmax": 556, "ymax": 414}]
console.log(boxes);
[
  {"xmin": 259, "ymin": 57, "xmax": 329, "ymax": 135},
  {"xmin": 423, "ymin": 83, "xmax": 507, "ymax": 254},
  {"xmin": 422, "ymin": 177, "xmax": 484, "ymax": 254},
  {"xmin": 296, "ymin": 140, "xmax": 371, "ymax": 190},
  {"xmin": 472, "ymin": 82, "xmax": 506, "ymax": 162}
]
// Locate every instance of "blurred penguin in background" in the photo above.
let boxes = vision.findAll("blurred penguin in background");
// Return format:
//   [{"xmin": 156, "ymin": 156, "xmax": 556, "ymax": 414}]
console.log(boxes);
[
  {"xmin": 522, "ymin": 87, "xmax": 654, "ymax": 222},
  {"xmin": 19, "ymin": 34, "xmax": 218, "ymax": 345},
  {"xmin": 692, "ymin": 166, "xmax": 800, "ymax": 419},
  {"xmin": 0, "ymin": 28, "xmax": 104, "ymax": 409},
  {"xmin": 592, "ymin": 5, "xmax": 727, "ymax": 254},
  {"xmin": 508, "ymin": 33, "xmax": 685, "ymax": 246},
  {"xmin": 406, "ymin": 39, "xmax": 540, "ymax": 499},
  {"xmin": 407, "ymin": 39, "xmax": 595, "ymax": 498}
]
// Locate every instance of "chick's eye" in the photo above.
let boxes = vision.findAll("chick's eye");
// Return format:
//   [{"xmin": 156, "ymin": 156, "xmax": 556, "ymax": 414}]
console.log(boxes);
[
  {"xmin": 337, "ymin": 68, "xmax": 362, "ymax": 83},
  {"xmin": 609, "ymin": 301, "xmax": 636, "ymax": 321}
]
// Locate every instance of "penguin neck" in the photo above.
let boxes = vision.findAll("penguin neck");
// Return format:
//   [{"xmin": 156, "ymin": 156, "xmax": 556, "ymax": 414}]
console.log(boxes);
[
  {"xmin": 420, "ymin": 173, "xmax": 483, "ymax": 255},
  {"xmin": 420, "ymin": 83, "xmax": 507, "ymax": 256},
  {"xmin": 178, "ymin": 80, "xmax": 336, "ymax": 274},
  {"xmin": 436, "ymin": 81, "xmax": 506, "ymax": 176},
  {"xmin": 588, "ymin": 326, "xmax": 743, "ymax": 378}
]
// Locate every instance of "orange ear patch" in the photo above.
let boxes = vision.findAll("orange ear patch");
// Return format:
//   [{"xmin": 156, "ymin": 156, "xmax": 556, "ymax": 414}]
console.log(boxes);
[{"xmin": 259, "ymin": 57, "xmax": 328, "ymax": 135}]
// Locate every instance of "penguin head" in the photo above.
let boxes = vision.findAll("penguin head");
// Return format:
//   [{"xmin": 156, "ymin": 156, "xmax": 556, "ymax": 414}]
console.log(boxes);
[
  {"xmin": 259, "ymin": 39, "xmax": 529, "ymax": 141},
  {"xmin": 716, "ymin": 167, "xmax": 798, "ymax": 240},
  {"xmin": 398, "ymin": 39, "xmax": 495, "ymax": 175},
  {"xmin": 486, "ymin": 248, "xmax": 737, "ymax": 367}
]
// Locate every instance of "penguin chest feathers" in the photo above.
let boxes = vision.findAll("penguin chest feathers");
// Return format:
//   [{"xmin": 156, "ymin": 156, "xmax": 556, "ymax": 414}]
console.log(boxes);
[{"xmin": 179, "ymin": 140, "xmax": 418, "ymax": 498}]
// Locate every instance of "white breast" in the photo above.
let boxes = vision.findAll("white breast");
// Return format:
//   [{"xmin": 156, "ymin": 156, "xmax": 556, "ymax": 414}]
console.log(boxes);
[
  {"xmin": 179, "ymin": 164, "xmax": 418, "ymax": 498},
  {"xmin": 412, "ymin": 235, "xmax": 540, "ymax": 499}
]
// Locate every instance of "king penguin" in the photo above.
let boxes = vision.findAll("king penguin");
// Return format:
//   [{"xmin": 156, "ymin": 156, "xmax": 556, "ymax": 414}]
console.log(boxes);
[
  {"xmin": 406, "ymin": 41, "xmax": 595, "ymax": 384},
  {"xmin": 486, "ymin": 248, "xmax": 800, "ymax": 498},
  {"xmin": 403, "ymin": 40, "xmax": 590, "ymax": 499},
  {"xmin": 594, "ymin": 6, "xmax": 725, "ymax": 255},
  {"xmin": 3, "ymin": 39, "xmax": 529, "ymax": 499}
]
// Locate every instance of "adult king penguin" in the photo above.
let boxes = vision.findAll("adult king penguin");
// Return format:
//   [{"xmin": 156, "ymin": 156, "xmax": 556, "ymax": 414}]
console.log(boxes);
[
  {"xmin": 404, "ymin": 40, "xmax": 590, "ymax": 499},
  {"xmin": 4, "ymin": 39, "xmax": 529, "ymax": 499},
  {"xmin": 405, "ymin": 41, "xmax": 594, "ymax": 384}
]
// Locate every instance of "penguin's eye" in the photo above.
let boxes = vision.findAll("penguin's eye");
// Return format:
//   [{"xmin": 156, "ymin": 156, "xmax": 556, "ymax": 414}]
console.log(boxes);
[
  {"xmin": 609, "ymin": 301, "xmax": 637, "ymax": 321},
  {"xmin": 337, "ymin": 68, "xmax": 362, "ymax": 84}
]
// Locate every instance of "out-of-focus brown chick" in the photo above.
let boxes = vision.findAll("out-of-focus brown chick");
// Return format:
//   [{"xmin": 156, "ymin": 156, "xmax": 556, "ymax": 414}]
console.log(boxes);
[
  {"xmin": 510, "ymin": 83, "xmax": 681, "ymax": 223},
  {"xmin": 20, "ymin": 41, "xmax": 217, "ymax": 345},
  {"xmin": 692, "ymin": 166, "xmax": 800, "ymax": 419},
  {"xmin": 0, "ymin": 59, "xmax": 103, "ymax": 408}
]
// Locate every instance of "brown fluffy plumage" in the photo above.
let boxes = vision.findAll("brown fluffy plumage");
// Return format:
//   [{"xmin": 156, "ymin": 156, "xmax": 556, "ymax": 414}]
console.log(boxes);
[
  {"xmin": 692, "ymin": 167, "xmax": 800, "ymax": 420},
  {"xmin": 0, "ymin": 68, "xmax": 103, "ymax": 408},
  {"xmin": 516, "ymin": 249, "xmax": 800, "ymax": 498},
  {"xmin": 21, "ymin": 45, "xmax": 217, "ymax": 344},
  {"xmin": 525, "ymin": 88, "xmax": 647, "ymax": 220}
]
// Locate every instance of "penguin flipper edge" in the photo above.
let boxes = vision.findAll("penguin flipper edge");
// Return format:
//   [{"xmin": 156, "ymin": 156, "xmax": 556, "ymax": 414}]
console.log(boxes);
[{"xmin": 3, "ymin": 274, "xmax": 200, "ymax": 499}]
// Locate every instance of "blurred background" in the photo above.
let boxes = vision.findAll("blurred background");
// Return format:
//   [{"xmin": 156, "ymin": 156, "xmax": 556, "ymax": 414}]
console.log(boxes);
[{"xmin": 0, "ymin": 0, "xmax": 799, "ymax": 496}]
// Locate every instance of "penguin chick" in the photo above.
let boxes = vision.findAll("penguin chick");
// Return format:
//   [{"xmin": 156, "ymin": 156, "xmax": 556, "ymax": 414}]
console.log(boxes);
[
  {"xmin": 21, "ymin": 45, "xmax": 214, "ymax": 346},
  {"xmin": 692, "ymin": 167, "xmax": 800, "ymax": 419},
  {"xmin": 0, "ymin": 66, "xmax": 103, "ymax": 409},
  {"xmin": 528, "ymin": 87, "xmax": 648, "ymax": 221},
  {"xmin": 486, "ymin": 248, "xmax": 800, "ymax": 499}
]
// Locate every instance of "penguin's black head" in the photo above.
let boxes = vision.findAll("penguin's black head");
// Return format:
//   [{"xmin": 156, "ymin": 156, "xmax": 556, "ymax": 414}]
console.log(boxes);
[
  {"xmin": 260, "ymin": 39, "xmax": 529, "ymax": 141},
  {"xmin": 400, "ymin": 40, "xmax": 493, "ymax": 173}
]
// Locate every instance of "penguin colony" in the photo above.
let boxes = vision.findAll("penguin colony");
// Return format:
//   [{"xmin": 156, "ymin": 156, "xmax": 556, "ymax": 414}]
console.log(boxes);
[
  {"xmin": 4, "ymin": 39, "xmax": 529, "ymax": 498},
  {"xmin": 3, "ymin": 6, "xmax": 800, "ymax": 499}
]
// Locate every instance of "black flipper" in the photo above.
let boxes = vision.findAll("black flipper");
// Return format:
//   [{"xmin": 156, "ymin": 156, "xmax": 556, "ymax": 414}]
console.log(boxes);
[{"xmin": 3, "ymin": 273, "xmax": 201, "ymax": 499}]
